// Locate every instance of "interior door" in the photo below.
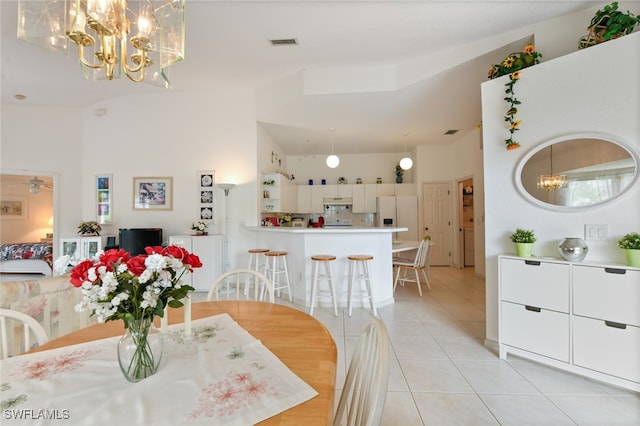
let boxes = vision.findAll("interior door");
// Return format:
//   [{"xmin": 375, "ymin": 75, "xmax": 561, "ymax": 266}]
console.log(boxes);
[{"xmin": 422, "ymin": 182, "xmax": 451, "ymax": 266}]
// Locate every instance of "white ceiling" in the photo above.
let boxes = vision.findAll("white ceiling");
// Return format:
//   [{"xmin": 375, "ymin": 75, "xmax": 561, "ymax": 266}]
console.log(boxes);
[{"xmin": 1, "ymin": 1, "xmax": 599, "ymax": 155}]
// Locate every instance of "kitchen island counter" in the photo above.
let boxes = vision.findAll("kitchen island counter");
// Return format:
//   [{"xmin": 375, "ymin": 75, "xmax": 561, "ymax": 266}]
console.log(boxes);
[{"xmin": 247, "ymin": 226, "xmax": 407, "ymax": 310}]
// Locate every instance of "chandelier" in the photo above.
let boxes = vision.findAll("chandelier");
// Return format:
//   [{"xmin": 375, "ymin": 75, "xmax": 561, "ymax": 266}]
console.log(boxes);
[
  {"xmin": 17, "ymin": 0, "xmax": 185, "ymax": 87},
  {"xmin": 537, "ymin": 145, "xmax": 567, "ymax": 191}
]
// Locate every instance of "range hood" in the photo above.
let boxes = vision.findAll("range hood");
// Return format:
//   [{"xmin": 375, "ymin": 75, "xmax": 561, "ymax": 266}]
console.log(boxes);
[{"xmin": 323, "ymin": 197, "xmax": 353, "ymax": 205}]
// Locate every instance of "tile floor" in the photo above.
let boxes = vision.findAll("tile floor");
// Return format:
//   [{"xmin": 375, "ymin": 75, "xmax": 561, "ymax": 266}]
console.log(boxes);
[{"xmin": 197, "ymin": 267, "xmax": 640, "ymax": 425}]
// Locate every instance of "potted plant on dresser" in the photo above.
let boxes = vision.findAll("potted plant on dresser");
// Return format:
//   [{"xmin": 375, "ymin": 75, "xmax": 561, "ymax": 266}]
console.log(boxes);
[
  {"xmin": 509, "ymin": 228, "xmax": 536, "ymax": 258},
  {"xmin": 617, "ymin": 232, "xmax": 640, "ymax": 267}
]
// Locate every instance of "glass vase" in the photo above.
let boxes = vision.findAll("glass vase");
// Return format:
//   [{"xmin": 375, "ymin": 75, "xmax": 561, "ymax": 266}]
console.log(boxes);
[{"xmin": 117, "ymin": 317, "xmax": 163, "ymax": 382}]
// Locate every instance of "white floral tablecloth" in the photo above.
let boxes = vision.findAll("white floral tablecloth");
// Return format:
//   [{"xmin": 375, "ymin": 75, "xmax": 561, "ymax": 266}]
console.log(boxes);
[{"xmin": 0, "ymin": 313, "xmax": 318, "ymax": 425}]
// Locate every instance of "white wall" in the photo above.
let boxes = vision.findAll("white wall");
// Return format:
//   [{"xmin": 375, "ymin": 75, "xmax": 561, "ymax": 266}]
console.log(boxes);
[
  {"xmin": 1, "ymin": 105, "xmax": 84, "ymax": 252},
  {"xmin": 482, "ymin": 33, "xmax": 640, "ymax": 345}
]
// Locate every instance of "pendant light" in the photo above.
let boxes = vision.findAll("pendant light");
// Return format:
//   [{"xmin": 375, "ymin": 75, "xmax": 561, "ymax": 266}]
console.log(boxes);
[
  {"xmin": 326, "ymin": 128, "xmax": 340, "ymax": 168},
  {"xmin": 399, "ymin": 132, "xmax": 413, "ymax": 170}
]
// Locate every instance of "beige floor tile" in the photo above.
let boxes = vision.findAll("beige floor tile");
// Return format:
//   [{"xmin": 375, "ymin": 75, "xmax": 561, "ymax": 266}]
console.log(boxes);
[
  {"xmin": 412, "ymin": 392, "xmax": 499, "ymax": 425},
  {"xmin": 399, "ymin": 359, "xmax": 474, "ymax": 393},
  {"xmin": 381, "ymin": 391, "xmax": 423, "ymax": 426},
  {"xmin": 479, "ymin": 394, "xmax": 575, "ymax": 425}
]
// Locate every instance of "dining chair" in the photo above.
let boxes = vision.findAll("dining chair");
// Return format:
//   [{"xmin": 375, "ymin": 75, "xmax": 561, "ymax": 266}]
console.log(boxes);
[
  {"xmin": 0, "ymin": 308, "xmax": 49, "ymax": 359},
  {"xmin": 393, "ymin": 239, "xmax": 432, "ymax": 296},
  {"xmin": 333, "ymin": 317, "xmax": 390, "ymax": 426},
  {"xmin": 206, "ymin": 269, "xmax": 275, "ymax": 303}
]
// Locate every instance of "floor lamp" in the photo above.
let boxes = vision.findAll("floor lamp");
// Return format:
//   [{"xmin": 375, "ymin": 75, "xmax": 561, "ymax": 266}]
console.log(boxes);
[{"xmin": 218, "ymin": 183, "xmax": 235, "ymax": 272}]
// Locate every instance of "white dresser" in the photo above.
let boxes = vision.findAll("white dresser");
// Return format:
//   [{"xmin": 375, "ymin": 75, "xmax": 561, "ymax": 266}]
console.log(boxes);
[
  {"xmin": 168, "ymin": 235, "xmax": 223, "ymax": 292},
  {"xmin": 499, "ymin": 255, "xmax": 640, "ymax": 392}
]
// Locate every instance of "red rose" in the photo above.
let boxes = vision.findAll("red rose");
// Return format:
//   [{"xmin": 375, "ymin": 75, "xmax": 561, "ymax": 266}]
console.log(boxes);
[
  {"xmin": 70, "ymin": 260, "xmax": 95, "ymax": 288},
  {"xmin": 183, "ymin": 252, "xmax": 202, "ymax": 269},
  {"xmin": 164, "ymin": 245, "xmax": 188, "ymax": 260},
  {"xmin": 144, "ymin": 246, "xmax": 164, "ymax": 255},
  {"xmin": 127, "ymin": 255, "xmax": 147, "ymax": 276},
  {"xmin": 99, "ymin": 249, "xmax": 130, "ymax": 271}
]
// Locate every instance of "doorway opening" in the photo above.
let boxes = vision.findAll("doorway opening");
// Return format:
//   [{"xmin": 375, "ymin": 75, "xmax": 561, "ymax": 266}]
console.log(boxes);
[{"xmin": 457, "ymin": 178, "xmax": 474, "ymax": 268}]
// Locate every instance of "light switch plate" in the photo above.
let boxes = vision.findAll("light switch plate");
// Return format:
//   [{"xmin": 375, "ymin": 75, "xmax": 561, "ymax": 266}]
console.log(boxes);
[{"xmin": 585, "ymin": 224, "xmax": 608, "ymax": 241}]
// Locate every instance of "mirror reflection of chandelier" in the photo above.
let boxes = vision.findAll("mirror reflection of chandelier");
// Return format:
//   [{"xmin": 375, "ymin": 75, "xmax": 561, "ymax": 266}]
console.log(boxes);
[
  {"xmin": 537, "ymin": 145, "xmax": 568, "ymax": 191},
  {"xmin": 17, "ymin": 0, "xmax": 185, "ymax": 87}
]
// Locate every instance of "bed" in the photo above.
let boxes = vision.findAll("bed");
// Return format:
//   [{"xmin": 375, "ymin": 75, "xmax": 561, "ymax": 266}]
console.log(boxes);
[{"xmin": 0, "ymin": 243, "xmax": 53, "ymax": 276}]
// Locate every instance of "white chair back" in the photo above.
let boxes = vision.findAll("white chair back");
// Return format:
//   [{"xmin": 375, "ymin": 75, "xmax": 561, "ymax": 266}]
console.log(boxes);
[
  {"xmin": 413, "ymin": 239, "xmax": 430, "ymax": 267},
  {"xmin": 0, "ymin": 308, "xmax": 49, "ymax": 359},
  {"xmin": 333, "ymin": 318, "xmax": 390, "ymax": 426},
  {"xmin": 206, "ymin": 269, "xmax": 275, "ymax": 303}
]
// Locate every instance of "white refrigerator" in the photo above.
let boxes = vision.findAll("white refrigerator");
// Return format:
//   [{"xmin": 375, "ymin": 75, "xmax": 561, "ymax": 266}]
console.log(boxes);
[{"xmin": 377, "ymin": 195, "xmax": 419, "ymax": 241}]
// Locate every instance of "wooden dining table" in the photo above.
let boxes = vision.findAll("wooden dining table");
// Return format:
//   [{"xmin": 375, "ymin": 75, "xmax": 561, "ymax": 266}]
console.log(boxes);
[{"xmin": 29, "ymin": 301, "xmax": 338, "ymax": 425}]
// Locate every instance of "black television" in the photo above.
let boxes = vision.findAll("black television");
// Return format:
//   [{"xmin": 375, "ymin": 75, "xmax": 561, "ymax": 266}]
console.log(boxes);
[{"xmin": 118, "ymin": 228, "xmax": 163, "ymax": 256}]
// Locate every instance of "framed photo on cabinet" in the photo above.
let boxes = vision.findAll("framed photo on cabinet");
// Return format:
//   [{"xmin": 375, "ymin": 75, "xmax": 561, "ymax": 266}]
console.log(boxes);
[
  {"xmin": 133, "ymin": 177, "xmax": 173, "ymax": 211},
  {"xmin": 96, "ymin": 174, "xmax": 112, "ymax": 224},
  {"xmin": 197, "ymin": 170, "xmax": 215, "ymax": 223}
]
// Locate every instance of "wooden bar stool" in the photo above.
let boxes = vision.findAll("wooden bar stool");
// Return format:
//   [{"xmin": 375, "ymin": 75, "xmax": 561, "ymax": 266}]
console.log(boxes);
[
  {"xmin": 309, "ymin": 255, "xmax": 338, "ymax": 317},
  {"xmin": 347, "ymin": 255, "xmax": 377, "ymax": 317},
  {"xmin": 246, "ymin": 248, "xmax": 269, "ymax": 296},
  {"xmin": 264, "ymin": 251, "xmax": 292, "ymax": 302}
]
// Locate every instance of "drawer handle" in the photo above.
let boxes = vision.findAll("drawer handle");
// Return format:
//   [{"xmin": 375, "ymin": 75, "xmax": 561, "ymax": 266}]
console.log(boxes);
[
  {"xmin": 604, "ymin": 268, "xmax": 626, "ymax": 275},
  {"xmin": 604, "ymin": 321, "xmax": 627, "ymax": 330},
  {"xmin": 524, "ymin": 260, "xmax": 541, "ymax": 266},
  {"xmin": 525, "ymin": 305, "xmax": 541, "ymax": 313}
]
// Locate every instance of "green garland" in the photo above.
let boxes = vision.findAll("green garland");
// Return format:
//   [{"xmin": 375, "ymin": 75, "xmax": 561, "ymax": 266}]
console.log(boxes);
[{"xmin": 488, "ymin": 44, "xmax": 542, "ymax": 150}]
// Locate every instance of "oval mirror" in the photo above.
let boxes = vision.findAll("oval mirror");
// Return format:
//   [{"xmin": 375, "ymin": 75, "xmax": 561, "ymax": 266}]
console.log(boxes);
[{"xmin": 515, "ymin": 134, "xmax": 638, "ymax": 210}]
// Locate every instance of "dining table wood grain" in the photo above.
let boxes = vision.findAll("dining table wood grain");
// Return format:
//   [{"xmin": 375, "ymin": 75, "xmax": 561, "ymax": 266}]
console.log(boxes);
[{"xmin": 30, "ymin": 301, "xmax": 338, "ymax": 425}]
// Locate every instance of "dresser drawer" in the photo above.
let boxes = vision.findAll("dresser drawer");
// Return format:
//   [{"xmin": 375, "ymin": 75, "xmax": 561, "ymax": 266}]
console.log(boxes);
[
  {"xmin": 573, "ymin": 315, "xmax": 640, "ymax": 383},
  {"xmin": 500, "ymin": 258, "xmax": 570, "ymax": 312},
  {"xmin": 573, "ymin": 266, "xmax": 640, "ymax": 327},
  {"xmin": 501, "ymin": 301, "xmax": 569, "ymax": 362}
]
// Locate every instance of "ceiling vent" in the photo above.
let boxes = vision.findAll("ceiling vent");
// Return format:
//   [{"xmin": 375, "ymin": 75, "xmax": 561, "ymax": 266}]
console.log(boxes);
[
  {"xmin": 444, "ymin": 129, "xmax": 459, "ymax": 135},
  {"xmin": 269, "ymin": 38, "xmax": 298, "ymax": 46}
]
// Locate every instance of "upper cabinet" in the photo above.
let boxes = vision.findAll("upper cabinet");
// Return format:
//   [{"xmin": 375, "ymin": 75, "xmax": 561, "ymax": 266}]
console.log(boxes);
[
  {"xmin": 297, "ymin": 186, "xmax": 324, "ymax": 213},
  {"xmin": 323, "ymin": 184, "xmax": 352, "ymax": 199},
  {"xmin": 261, "ymin": 173, "xmax": 296, "ymax": 213}
]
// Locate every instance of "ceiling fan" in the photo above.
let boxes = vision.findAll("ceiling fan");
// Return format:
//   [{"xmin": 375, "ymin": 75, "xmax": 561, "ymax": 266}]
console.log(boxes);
[{"xmin": 15, "ymin": 177, "xmax": 54, "ymax": 194}]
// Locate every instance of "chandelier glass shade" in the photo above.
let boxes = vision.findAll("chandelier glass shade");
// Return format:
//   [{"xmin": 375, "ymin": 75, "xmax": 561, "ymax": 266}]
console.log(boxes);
[
  {"xmin": 17, "ymin": 0, "xmax": 185, "ymax": 87},
  {"xmin": 326, "ymin": 154, "xmax": 340, "ymax": 168},
  {"xmin": 399, "ymin": 156, "xmax": 413, "ymax": 170},
  {"xmin": 537, "ymin": 145, "xmax": 567, "ymax": 191}
]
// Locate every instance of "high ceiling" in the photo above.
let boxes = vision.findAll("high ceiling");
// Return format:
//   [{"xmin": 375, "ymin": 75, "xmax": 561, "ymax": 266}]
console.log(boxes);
[{"xmin": 1, "ymin": 1, "xmax": 600, "ymax": 155}]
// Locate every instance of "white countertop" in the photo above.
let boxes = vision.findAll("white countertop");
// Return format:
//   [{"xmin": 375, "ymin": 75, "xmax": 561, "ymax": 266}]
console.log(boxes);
[{"xmin": 248, "ymin": 226, "xmax": 408, "ymax": 233}]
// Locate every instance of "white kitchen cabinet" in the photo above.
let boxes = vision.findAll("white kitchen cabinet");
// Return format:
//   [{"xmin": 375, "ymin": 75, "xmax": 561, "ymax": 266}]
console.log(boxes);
[
  {"xmin": 261, "ymin": 173, "xmax": 296, "ymax": 213},
  {"xmin": 296, "ymin": 185, "xmax": 324, "ymax": 213},
  {"xmin": 323, "ymin": 184, "xmax": 352, "ymax": 199},
  {"xmin": 352, "ymin": 184, "xmax": 377, "ymax": 213},
  {"xmin": 499, "ymin": 255, "xmax": 640, "ymax": 391},
  {"xmin": 169, "ymin": 235, "xmax": 222, "ymax": 292},
  {"xmin": 375, "ymin": 184, "xmax": 395, "ymax": 197},
  {"xmin": 394, "ymin": 184, "xmax": 416, "ymax": 196}
]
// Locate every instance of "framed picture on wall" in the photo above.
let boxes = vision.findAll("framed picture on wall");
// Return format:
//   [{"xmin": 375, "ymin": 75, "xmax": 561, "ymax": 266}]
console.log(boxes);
[
  {"xmin": 0, "ymin": 197, "xmax": 27, "ymax": 219},
  {"xmin": 133, "ymin": 177, "xmax": 173, "ymax": 211},
  {"xmin": 197, "ymin": 170, "xmax": 215, "ymax": 222},
  {"xmin": 96, "ymin": 174, "xmax": 112, "ymax": 224}
]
